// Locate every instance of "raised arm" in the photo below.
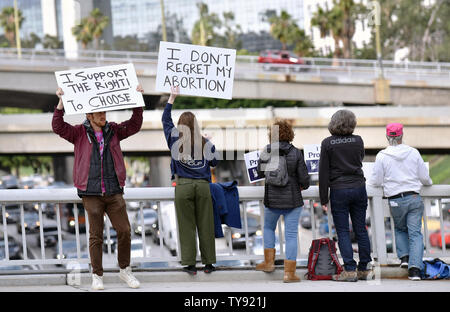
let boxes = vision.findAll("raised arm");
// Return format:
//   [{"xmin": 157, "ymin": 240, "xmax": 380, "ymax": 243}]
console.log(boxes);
[
  {"xmin": 116, "ymin": 85, "xmax": 144, "ymax": 141},
  {"xmin": 162, "ymin": 86, "xmax": 180, "ymax": 149},
  {"xmin": 52, "ymin": 87, "xmax": 77, "ymax": 144}
]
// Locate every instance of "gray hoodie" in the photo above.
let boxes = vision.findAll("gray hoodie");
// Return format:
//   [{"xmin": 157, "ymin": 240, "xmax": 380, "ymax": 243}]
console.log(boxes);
[{"xmin": 369, "ymin": 144, "xmax": 432, "ymax": 197}]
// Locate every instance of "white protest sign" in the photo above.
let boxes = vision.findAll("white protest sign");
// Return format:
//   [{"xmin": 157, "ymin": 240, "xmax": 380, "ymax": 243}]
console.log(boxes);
[
  {"xmin": 244, "ymin": 151, "xmax": 264, "ymax": 184},
  {"xmin": 55, "ymin": 63, "xmax": 145, "ymax": 115},
  {"xmin": 155, "ymin": 41, "xmax": 236, "ymax": 100},
  {"xmin": 303, "ymin": 144, "xmax": 321, "ymax": 174}
]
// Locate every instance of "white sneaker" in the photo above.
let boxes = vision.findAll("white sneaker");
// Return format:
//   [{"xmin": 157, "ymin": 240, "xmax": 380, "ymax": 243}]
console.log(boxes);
[
  {"xmin": 119, "ymin": 266, "xmax": 140, "ymax": 289},
  {"xmin": 91, "ymin": 274, "xmax": 104, "ymax": 290}
]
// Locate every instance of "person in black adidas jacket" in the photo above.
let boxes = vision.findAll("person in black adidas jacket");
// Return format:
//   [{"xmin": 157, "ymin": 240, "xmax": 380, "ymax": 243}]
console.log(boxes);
[{"xmin": 319, "ymin": 109, "xmax": 372, "ymax": 282}]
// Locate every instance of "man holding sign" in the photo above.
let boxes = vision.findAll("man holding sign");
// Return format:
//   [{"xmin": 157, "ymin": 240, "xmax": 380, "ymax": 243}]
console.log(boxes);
[{"xmin": 52, "ymin": 82, "xmax": 144, "ymax": 290}]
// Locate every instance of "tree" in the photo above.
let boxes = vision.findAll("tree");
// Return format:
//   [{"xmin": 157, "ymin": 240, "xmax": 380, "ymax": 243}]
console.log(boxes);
[
  {"xmin": 72, "ymin": 17, "xmax": 93, "ymax": 49},
  {"xmin": 293, "ymin": 28, "xmax": 315, "ymax": 57},
  {"xmin": 0, "ymin": 6, "xmax": 24, "ymax": 47},
  {"xmin": 266, "ymin": 10, "xmax": 315, "ymax": 56},
  {"xmin": 42, "ymin": 34, "xmax": 63, "ymax": 49},
  {"xmin": 369, "ymin": 0, "xmax": 450, "ymax": 62},
  {"xmin": 219, "ymin": 12, "xmax": 242, "ymax": 49},
  {"xmin": 311, "ymin": 0, "xmax": 364, "ymax": 59},
  {"xmin": 87, "ymin": 8, "xmax": 109, "ymax": 50},
  {"xmin": 268, "ymin": 10, "xmax": 298, "ymax": 50},
  {"xmin": 21, "ymin": 32, "xmax": 41, "ymax": 48},
  {"xmin": 191, "ymin": 2, "xmax": 221, "ymax": 46},
  {"xmin": 72, "ymin": 8, "xmax": 109, "ymax": 49}
]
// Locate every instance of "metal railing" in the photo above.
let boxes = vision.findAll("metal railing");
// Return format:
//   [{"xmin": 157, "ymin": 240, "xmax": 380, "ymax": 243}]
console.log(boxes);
[
  {"xmin": 1, "ymin": 185, "xmax": 449, "ymax": 272},
  {"xmin": 1, "ymin": 47, "xmax": 449, "ymax": 81}
]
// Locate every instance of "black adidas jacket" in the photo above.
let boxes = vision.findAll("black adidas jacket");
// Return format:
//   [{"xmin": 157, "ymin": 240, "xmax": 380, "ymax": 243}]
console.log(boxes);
[{"xmin": 319, "ymin": 135, "xmax": 366, "ymax": 205}]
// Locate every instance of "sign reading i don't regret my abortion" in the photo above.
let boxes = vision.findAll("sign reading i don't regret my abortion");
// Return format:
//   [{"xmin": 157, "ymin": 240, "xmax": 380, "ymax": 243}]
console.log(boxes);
[
  {"xmin": 55, "ymin": 63, "xmax": 145, "ymax": 115},
  {"xmin": 156, "ymin": 41, "xmax": 236, "ymax": 100}
]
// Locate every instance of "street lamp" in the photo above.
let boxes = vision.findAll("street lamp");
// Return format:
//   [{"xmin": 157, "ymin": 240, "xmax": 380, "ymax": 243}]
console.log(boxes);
[
  {"xmin": 160, "ymin": 0, "xmax": 167, "ymax": 42},
  {"xmin": 14, "ymin": 0, "xmax": 22, "ymax": 59}
]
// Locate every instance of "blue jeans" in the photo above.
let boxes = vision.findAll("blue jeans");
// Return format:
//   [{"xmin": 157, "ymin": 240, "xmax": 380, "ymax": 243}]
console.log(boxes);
[
  {"xmin": 263, "ymin": 206, "xmax": 302, "ymax": 260},
  {"xmin": 388, "ymin": 194, "xmax": 424, "ymax": 270},
  {"xmin": 330, "ymin": 186, "xmax": 372, "ymax": 271}
]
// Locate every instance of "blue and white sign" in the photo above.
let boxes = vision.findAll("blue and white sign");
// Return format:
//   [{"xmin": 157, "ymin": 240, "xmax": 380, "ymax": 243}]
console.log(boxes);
[
  {"xmin": 303, "ymin": 144, "xmax": 321, "ymax": 174},
  {"xmin": 244, "ymin": 151, "xmax": 264, "ymax": 183}
]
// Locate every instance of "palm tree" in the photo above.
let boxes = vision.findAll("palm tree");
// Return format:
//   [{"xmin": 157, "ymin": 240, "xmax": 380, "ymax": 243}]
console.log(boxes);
[
  {"xmin": 311, "ymin": 3, "xmax": 343, "ymax": 58},
  {"xmin": 268, "ymin": 10, "xmax": 298, "ymax": 50},
  {"xmin": 0, "ymin": 6, "xmax": 24, "ymax": 47},
  {"xmin": 87, "ymin": 8, "xmax": 109, "ymax": 50},
  {"xmin": 293, "ymin": 28, "xmax": 315, "ymax": 57},
  {"xmin": 72, "ymin": 8, "xmax": 109, "ymax": 50},
  {"xmin": 72, "ymin": 17, "xmax": 93, "ymax": 49},
  {"xmin": 191, "ymin": 2, "xmax": 221, "ymax": 46}
]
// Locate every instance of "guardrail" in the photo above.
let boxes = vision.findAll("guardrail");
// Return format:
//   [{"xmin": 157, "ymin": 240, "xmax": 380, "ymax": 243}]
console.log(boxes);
[
  {"xmin": 1, "ymin": 47, "xmax": 450, "ymax": 79},
  {"xmin": 1, "ymin": 185, "xmax": 449, "ymax": 273}
]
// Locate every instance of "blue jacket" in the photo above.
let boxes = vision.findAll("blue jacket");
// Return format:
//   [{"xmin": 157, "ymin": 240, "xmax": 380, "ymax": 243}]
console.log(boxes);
[
  {"xmin": 162, "ymin": 103, "xmax": 218, "ymax": 181},
  {"xmin": 209, "ymin": 181, "xmax": 241, "ymax": 238}
]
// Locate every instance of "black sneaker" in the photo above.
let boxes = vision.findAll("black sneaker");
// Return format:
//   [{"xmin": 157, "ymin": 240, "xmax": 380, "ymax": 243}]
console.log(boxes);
[
  {"xmin": 408, "ymin": 267, "xmax": 421, "ymax": 281},
  {"xmin": 183, "ymin": 265, "xmax": 197, "ymax": 275},
  {"xmin": 203, "ymin": 264, "xmax": 216, "ymax": 274},
  {"xmin": 400, "ymin": 256, "xmax": 409, "ymax": 268}
]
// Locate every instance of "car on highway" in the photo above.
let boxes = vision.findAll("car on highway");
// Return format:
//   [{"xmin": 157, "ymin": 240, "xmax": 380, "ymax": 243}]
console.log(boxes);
[
  {"xmin": 103, "ymin": 227, "xmax": 117, "ymax": 253},
  {"xmin": 35, "ymin": 221, "xmax": 58, "ymax": 248},
  {"xmin": 64, "ymin": 252, "xmax": 90, "ymax": 271},
  {"xmin": 224, "ymin": 214, "xmax": 261, "ymax": 249},
  {"xmin": 0, "ymin": 237, "xmax": 22, "ymax": 260},
  {"xmin": 429, "ymin": 222, "xmax": 450, "ymax": 248},
  {"xmin": 132, "ymin": 208, "xmax": 158, "ymax": 236},
  {"xmin": 258, "ymin": 50, "xmax": 309, "ymax": 71},
  {"xmin": 130, "ymin": 238, "xmax": 151, "ymax": 258},
  {"xmin": 17, "ymin": 211, "xmax": 40, "ymax": 234},
  {"xmin": 53, "ymin": 240, "xmax": 82, "ymax": 264}
]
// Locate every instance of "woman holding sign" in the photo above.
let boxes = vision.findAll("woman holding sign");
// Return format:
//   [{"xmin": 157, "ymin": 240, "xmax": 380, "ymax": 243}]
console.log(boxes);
[{"xmin": 162, "ymin": 86, "xmax": 219, "ymax": 275}]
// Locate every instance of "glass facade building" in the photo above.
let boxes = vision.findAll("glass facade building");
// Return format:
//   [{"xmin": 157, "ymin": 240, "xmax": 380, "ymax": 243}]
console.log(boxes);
[
  {"xmin": 0, "ymin": 0, "xmax": 44, "ymax": 39},
  {"xmin": 110, "ymin": 0, "xmax": 305, "ymax": 40}
]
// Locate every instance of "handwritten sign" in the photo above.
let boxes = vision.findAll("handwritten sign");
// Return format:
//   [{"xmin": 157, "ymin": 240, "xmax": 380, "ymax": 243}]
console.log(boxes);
[
  {"xmin": 155, "ymin": 41, "xmax": 236, "ymax": 100},
  {"xmin": 244, "ymin": 151, "xmax": 265, "ymax": 184},
  {"xmin": 303, "ymin": 144, "xmax": 321, "ymax": 174},
  {"xmin": 55, "ymin": 63, "xmax": 145, "ymax": 115}
]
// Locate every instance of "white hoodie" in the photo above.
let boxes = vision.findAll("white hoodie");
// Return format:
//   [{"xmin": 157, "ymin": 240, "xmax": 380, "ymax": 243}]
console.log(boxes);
[{"xmin": 369, "ymin": 144, "xmax": 432, "ymax": 197}]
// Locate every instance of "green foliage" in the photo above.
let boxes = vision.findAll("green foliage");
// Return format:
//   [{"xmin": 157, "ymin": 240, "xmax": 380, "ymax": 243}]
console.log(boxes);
[
  {"xmin": 0, "ymin": 155, "xmax": 52, "ymax": 177},
  {"xmin": 42, "ymin": 34, "xmax": 63, "ymax": 49},
  {"xmin": 72, "ymin": 8, "xmax": 109, "ymax": 49},
  {"xmin": 372, "ymin": 0, "xmax": 450, "ymax": 62},
  {"xmin": 172, "ymin": 96, "xmax": 304, "ymax": 109},
  {"xmin": 191, "ymin": 2, "xmax": 221, "ymax": 46},
  {"xmin": 0, "ymin": 107, "xmax": 42, "ymax": 114},
  {"xmin": 428, "ymin": 155, "xmax": 450, "ymax": 185},
  {"xmin": 265, "ymin": 10, "xmax": 315, "ymax": 57},
  {"xmin": 0, "ymin": 6, "xmax": 24, "ymax": 47},
  {"xmin": 21, "ymin": 32, "xmax": 40, "ymax": 48}
]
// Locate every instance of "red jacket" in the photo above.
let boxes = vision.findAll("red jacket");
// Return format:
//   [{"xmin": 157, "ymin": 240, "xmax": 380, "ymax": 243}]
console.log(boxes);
[{"xmin": 52, "ymin": 107, "xmax": 143, "ymax": 191}]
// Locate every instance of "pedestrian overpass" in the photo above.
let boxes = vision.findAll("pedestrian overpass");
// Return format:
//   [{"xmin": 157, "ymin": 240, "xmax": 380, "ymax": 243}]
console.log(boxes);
[{"xmin": 0, "ymin": 48, "xmax": 450, "ymax": 111}]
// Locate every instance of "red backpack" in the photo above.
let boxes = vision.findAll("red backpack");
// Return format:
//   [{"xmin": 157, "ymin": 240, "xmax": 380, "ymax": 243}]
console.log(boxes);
[{"xmin": 306, "ymin": 238, "xmax": 343, "ymax": 280}]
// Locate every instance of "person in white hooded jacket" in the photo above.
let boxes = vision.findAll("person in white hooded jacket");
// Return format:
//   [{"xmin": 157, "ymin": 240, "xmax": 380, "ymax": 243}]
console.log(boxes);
[{"xmin": 369, "ymin": 123, "xmax": 432, "ymax": 281}]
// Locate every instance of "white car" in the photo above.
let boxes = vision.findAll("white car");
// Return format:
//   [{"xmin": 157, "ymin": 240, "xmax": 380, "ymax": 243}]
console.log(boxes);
[{"xmin": 130, "ymin": 239, "xmax": 151, "ymax": 258}]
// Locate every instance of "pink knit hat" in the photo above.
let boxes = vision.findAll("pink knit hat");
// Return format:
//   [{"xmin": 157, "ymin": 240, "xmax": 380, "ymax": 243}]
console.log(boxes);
[{"xmin": 386, "ymin": 123, "xmax": 403, "ymax": 137}]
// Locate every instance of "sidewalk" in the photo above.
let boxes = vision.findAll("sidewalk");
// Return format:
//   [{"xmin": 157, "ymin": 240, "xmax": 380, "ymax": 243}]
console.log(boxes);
[{"xmin": 0, "ymin": 266, "xmax": 449, "ymax": 292}]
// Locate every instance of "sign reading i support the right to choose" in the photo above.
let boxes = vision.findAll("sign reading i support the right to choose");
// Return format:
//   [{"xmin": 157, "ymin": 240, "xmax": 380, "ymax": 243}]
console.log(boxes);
[{"xmin": 155, "ymin": 41, "xmax": 236, "ymax": 100}]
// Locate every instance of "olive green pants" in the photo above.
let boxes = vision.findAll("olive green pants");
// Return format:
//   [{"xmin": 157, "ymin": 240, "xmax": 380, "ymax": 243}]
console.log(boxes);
[{"xmin": 175, "ymin": 177, "xmax": 216, "ymax": 266}]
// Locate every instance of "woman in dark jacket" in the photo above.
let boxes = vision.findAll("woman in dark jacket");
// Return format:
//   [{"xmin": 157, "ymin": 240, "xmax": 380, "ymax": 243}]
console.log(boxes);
[
  {"xmin": 319, "ymin": 109, "xmax": 372, "ymax": 282},
  {"xmin": 256, "ymin": 119, "xmax": 310, "ymax": 282}
]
